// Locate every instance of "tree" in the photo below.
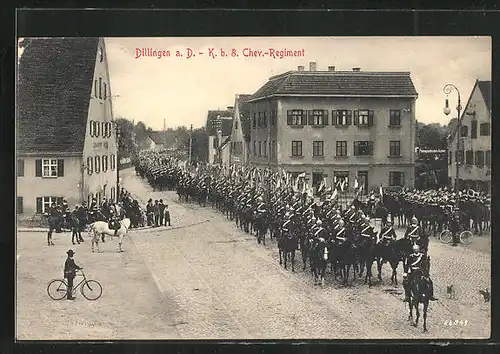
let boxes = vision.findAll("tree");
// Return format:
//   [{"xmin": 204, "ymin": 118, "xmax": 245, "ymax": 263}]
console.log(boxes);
[
  {"xmin": 181, "ymin": 126, "xmax": 209, "ymax": 162},
  {"xmin": 417, "ymin": 122, "xmax": 448, "ymax": 149},
  {"xmin": 115, "ymin": 118, "xmax": 135, "ymax": 158}
]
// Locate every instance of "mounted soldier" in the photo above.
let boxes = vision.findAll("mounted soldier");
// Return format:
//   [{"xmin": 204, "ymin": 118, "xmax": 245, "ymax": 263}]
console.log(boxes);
[
  {"xmin": 108, "ymin": 209, "xmax": 121, "ymax": 238},
  {"xmin": 403, "ymin": 244, "xmax": 436, "ymax": 301},
  {"xmin": 405, "ymin": 216, "xmax": 422, "ymax": 245},
  {"xmin": 378, "ymin": 219, "xmax": 397, "ymax": 245}
]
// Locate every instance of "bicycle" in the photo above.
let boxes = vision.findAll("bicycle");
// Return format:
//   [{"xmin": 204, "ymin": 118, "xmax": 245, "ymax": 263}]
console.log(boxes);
[
  {"xmin": 439, "ymin": 226, "xmax": 473, "ymax": 245},
  {"xmin": 47, "ymin": 269, "xmax": 102, "ymax": 300}
]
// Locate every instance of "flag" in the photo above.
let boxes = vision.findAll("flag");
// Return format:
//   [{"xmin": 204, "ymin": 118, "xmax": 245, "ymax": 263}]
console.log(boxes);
[
  {"xmin": 301, "ymin": 180, "xmax": 307, "ymax": 194},
  {"xmin": 379, "ymin": 184, "xmax": 383, "ymax": 198},
  {"xmin": 334, "ymin": 176, "xmax": 337, "ymax": 184},
  {"xmin": 307, "ymin": 185, "xmax": 314, "ymax": 198},
  {"xmin": 340, "ymin": 180, "xmax": 346, "ymax": 192},
  {"xmin": 297, "ymin": 172, "xmax": 306, "ymax": 179},
  {"xmin": 317, "ymin": 177, "xmax": 326, "ymax": 194},
  {"xmin": 353, "ymin": 177, "xmax": 359, "ymax": 190},
  {"xmin": 331, "ymin": 188, "xmax": 338, "ymax": 200}
]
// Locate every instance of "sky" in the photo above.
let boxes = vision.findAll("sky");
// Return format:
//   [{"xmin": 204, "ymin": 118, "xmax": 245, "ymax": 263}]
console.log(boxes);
[{"xmin": 104, "ymin": 37, "xmax": 490, "ymax": 131}]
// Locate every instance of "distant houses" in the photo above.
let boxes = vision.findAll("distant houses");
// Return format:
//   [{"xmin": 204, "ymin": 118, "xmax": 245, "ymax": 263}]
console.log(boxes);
[
  {"xmin": 206, "ymin": 108, "xmax": 233, "ymax": 166},
  {"xmin": 145, "ymin": 131, "xmax": 165, "ymax": 150}
]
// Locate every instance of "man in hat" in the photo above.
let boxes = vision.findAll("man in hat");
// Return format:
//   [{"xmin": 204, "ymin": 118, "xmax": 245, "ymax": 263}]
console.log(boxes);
[
  {"xmin": 63, "ymin": 249, "xmax": 82, "ymax": 300},
  {"xmin": 158, "ymin": 199, "xmax": 166, "ymax": 226},
  {"xmin": 449, "ymin": 207, "xmax": 461, "ymax": 246}
]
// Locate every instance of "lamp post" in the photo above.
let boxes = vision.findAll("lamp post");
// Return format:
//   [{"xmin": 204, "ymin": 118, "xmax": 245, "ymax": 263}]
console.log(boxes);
[
  {"xmin": 443, "ymin": 83, "xmax": 462, "ymax": 190},
  {"xmin": 115, "ymin": 122, "xmax": 121, "ymax": 203}
]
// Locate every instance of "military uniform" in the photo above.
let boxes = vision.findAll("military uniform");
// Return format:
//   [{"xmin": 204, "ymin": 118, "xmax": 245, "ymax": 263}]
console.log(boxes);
[{"xmin": 63, "ymin": 250, "xmax": 82, "ymax": 300}]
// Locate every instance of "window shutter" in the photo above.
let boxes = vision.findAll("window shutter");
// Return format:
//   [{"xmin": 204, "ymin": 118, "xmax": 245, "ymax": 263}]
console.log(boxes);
[
  {"xmin": 35, "ymin": 159, "xmax": 42, "ymax": 177},
  {"xmin": 95, "ymin": 121, "xmax": 101, "ymax": 137},
  {"xmin": 17, "ymin": 159, "xmax": 25, "ymax": 177},
  {"xmin": 287, "ymin": 111, "xmax": 292, "ymax": 125},
  {"xmin": 368, "ymin": 111, "xmax": 374, "ymax": 126},
  {"xmin": 332, "ymin": 111, "xmax": 338, "ymax": 125},
  {"xmin": 347, "ymin": 111, "xmax": 353, "ymax": 125},
  {"xmin": 323, "ymin": 110, "xmax": 329, "ymax": 125},
  {"xmin": 353, "ymin": 111, "xmax": 359, "ymax": 125},
  {"xmin": 36, "ymin": 197, "xmax": 43, "ymax": 213},
  {"xmin": 353, "ymin": 142, "xmax": 358, "ymax": 156},
  {"xmin": 57, "ymin": 159, "xmax": 64, "ymax": 177},
  {"xmin": 89, "ymin": 121, "xmax": 94, "ymax": 137},
  {"xmin": 307, "ymin": 110, "xmax": 314, "ymax": 125}
]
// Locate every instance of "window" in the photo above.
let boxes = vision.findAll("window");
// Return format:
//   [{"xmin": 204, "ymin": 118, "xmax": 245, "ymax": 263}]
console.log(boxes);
[
  {"xmin": 42, "ymin": 159, "xmax": 58, "ymax": 177},
  {"xmin": 99, "ymin": 77, "xmax": 102, "ymax": 99},
  {"xmin": 89, "ymin": 120, "xmax": 95, "ymax": 137},
  {"xmin": 17, "ymin": 197, "xmax": 23, "ymax": 214},
  {"xmin": 354, "ymin": 110, "xmax": 374, "ymax": 126},
  {"xmin": 336, "ymin": 141, "xmax": 347, "ymax": 156},
  {"xmin": 263, "ymin": 112, "xmax": 268, "ymax": 127},
  {"xmin": 95, "ymin": 121, "xmax": 100, "ymax": 137},
  {"xmin": 94, "ymin": 80, "xmax": 98, "ymax": 98},
  {"xmin": 253, "ymin": 141, "xmax": 257, "ymax": 156},
  {"xmin": 309, "ymin": 110, "xmax": 328, "ymax": 125},
  {"xmin": 461, "ymin": 125, "xmax": 468, "ymax": 137},
  {"xmin": 353, "ymin": 141, "xmax": 373, "ymax": 156},
  {"xmin": 291, "ymin": 141, "xmax": 302, "ymax": 157},
  {"xmin": 17, "ymin": 159, "xmax": 24, "ymax": 177},
  {"xmin": 465, "ymin": 150, "xmax": 473, "ymax": 165},
  {"xmin": 475, "ymin": 150, "xmax": 484, "ymax": 167},
  {"xmin": 271, "ymin": 110, "xmax": 277, "ymax": 126},
  {"xmin": 389, "ymin": 172, "xmax": 405, "ymax": 187},
  {"xmin": 252, "ymin": 114, "xmax": 256, "ymax": 128},
  {"xmin": 449, "ymin": 151, "xmax": 452, "ymax": 165},
  {"xmin": 485, "ymin": 150, "xmax": 491, "ymax": 166},
  {"xmin": 234, "ymin": 120, "xmax": 238, "ymax": 130},
  {"xmin": 456, "ymin": 150, "xmax": 464, "ymax": 165},
  {"xmin": 389, "ymin": 110, "xmax": 401, "ymax": 126},
  {"xmin": 480, "ymin": 123, "xmax": 490, "ymax": 136},
  {"xmin": 258, "ymin": 141, "xmax": 262, "ymax": 156},
  {"xmin": 263, "ymin": 140, "xmax": 267, "ymax": 156},
  {"xmin": 95, "ymin": 156, "xmax": 101, "ymax": 173},
  {"xmin": 471, "ymin": 120, "xmax": 477, "ymax": 139},
  {"xmin": 111, "ymin": 187, "xmax": 115, "ymax": 202},
  {"xmin": 37, "ymin": 196, "xmax": 59, "ymax": 214},
  {"xmin": 313, "ymin": 141, "xmax": 324, "ymax": 156},
  {"xmin": 333, "ymin": 171, "xmax": 349, "ymax": 186},
  {"xmin": 110, "ymin": 154, "xmax": 116, "ymax": 171},
  {"xmin": 389, "ymin": 141, "xmax": 401, "ymax": 157},
  {"xmin": 102, "ymin": 155, "xmax": 109, "ymax": 172},
  {"xmin": 103, "ymin": 82, "xmax": 107, "ymax": 99},
  {"xmin": 87, "ymin": 156, "xmax": 94, "ymax": 174},
  {"xmin": 257, "ymin": 113, "xmax": 262, "ymax": 127},
  {"xmin": 287, "ymin": 110, "xmax": 305, "ymax": 126},
  {"xmin": 333, "ymin": 110, "xmax": 352, "ymax": 126},
  {"xmin": 102, "ymin": 122, "xmax": 108, "ymax": 138}
]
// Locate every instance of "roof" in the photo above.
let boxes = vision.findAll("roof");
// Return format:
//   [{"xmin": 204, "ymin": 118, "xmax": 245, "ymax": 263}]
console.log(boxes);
[
  {"xmin": 148, "ymin": 131, "xmax": 165, "ymax": 145},
  {"xmin": 236, "ymin": 94, "xmax": 252, "ymax": 142},
  {"xmin": 206, "ymin": 110, "xmax": 233, "ymax": 136},
  {"xmin": 477, "ymin": 80, "xmax": 491, "ymax": 111},
  {"xmin": 17, "ymin": 37, "xmax": 99, "ymax": 153},
  {"xmin": 249, "ymin": 71, "xmax": 418, "ymax": 102}
]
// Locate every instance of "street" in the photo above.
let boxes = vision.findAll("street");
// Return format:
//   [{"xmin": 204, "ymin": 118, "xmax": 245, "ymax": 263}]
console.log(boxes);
[{"xmin": 16, "ymin": 168, "xmax": 491, "ymax": 340}]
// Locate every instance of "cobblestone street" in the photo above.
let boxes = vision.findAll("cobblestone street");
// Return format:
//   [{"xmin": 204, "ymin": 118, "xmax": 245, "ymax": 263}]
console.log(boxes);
[{"xmin": 16, "ymin": 168, "xmax": 491, "ymax": 340}]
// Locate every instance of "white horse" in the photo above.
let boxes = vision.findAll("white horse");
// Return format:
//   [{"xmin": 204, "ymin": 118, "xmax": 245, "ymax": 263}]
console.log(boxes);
[{"xmin": 88, "ymin": 218, "xmax": 131, "ymax": 253}]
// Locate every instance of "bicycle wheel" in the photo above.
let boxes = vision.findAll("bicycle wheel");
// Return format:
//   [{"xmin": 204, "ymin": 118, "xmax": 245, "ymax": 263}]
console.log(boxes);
[
  {"xmin": 80, "ymin": 280, "xmax": 102, "ymax": 300},
  {"xmin": 460, "ymin": 231, "xmax": 473, "ymax": 245},
  {"xmin": 47, "ymin": 279, "xmax": 67, "ymax": 300},
  {"xmin": 439, "ymin": 230, "xmax": 453, "ymax": 244}
]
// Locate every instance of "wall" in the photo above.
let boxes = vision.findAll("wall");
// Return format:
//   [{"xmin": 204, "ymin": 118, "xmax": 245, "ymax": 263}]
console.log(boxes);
[
  {"xmin": 17, "ymin": 155, "xmax": 82, "ymax": 217},
  {"xmin": 250, "ymin": 96, "xmax": 416, "ymax": 190},
  {"xmin": 448, "ymin": 83, "xmax": 491, "ymax": 188},
  {"xmin": 81, "ymin": 37, "xmax": 119, "ymax": 203}
]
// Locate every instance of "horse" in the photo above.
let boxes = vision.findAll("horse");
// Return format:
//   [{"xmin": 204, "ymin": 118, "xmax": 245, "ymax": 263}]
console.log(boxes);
[
  {"xmin": 356, "ymin": 235, "xmax": 378, "ymax": 286},
  {"xmin": 278, "ymin": 230, "xmax": 298, "ymax": 272},
  {"xmin": 311, "ymin": 239, "xmax": 329, "ymax": 286},
  {"xmin": 376, "ymin": 238, "xmax": 407, "ymax": 285},
  {"xmin": 88, "ymin": 218, "xmax": 131, "ymax": 253},
  {"xmin": 402, "ymin": 255, "xmax": 431, "ymax": 332}
]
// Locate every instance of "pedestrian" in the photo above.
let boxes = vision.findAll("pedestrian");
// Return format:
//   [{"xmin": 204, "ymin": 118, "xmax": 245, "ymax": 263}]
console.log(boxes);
[
  {"xmin": 70, "ymin": 206, "xmax": 81, "ymax": 245},
  {"xmin": 158, "ymin": 199, "xmax": 166, "ymax": 226},
  {"xmin": 164, "ymin": 204, "xmax": 171, "ymax": 226},
  {"xmin": 450, "ymin": 207, "xmax": 460, "ymax": 246},
  {"xmin": 153, "ymin": 200, "xmax": 160, "ymax": 227},
  {"xmin": 63, "ymin": 249, "xmax": 82, "ymax": 300},
  {"xmin": 146, "ymin": 199, "xmax": 154, "ymax": 226}
]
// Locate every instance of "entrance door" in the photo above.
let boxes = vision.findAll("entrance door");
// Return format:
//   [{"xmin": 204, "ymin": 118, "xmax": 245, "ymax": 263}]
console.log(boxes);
[{"xmin": 357, "ymin": 171, "xmax": 368, "ymax": 195}]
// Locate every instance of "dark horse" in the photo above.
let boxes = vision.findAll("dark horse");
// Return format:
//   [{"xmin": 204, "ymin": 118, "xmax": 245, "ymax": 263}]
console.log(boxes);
[
  {"xmin": 278, "ymin": 230, "xmax": 298, "ymax": 272},
  {"xmin": 310, "ymin": 238, "xmax": 329, "ymax": 286},
  {"xmin": 376, "ymin": 238, "xmax": 408, "ymax": 285},
  {"xmin": 402, "ymin": 255, "xmax": 431, "ymax": 332}
]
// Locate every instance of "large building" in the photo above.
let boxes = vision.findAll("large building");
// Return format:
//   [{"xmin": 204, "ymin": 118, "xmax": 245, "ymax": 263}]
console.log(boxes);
[
  {"xmin": 16, "ymin": 37, "xmax": 118, "ymax": 218},
  {"xmin": 447, "ymin": 80, "xmax": 491, "ymax": 192},
  {"xmin": 228, "ymin": 94, "xmax": 252, "ymax": 166},
  {"xmin": 248, "ymin": 62, "xmax": 418, "ymax": 193}
]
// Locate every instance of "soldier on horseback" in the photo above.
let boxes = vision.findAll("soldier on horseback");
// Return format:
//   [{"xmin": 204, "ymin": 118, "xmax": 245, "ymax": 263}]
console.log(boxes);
[
  {"xmin": 378, "ymin": 220, "xmax": 397, "ymax": 244},
  {"xmin": 405, "ymin": 216, "xmax": 422, "ymax": 245},
  {"xmin": 403, "ymin": 245, "xmax": 436, "ymax": 301},
  {"xmin": 108, "ymin": 209, "xmax": 121, "ymax": 237}
]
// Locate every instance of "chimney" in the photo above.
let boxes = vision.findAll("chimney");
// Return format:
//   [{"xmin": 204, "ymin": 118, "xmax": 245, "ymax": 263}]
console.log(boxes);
[
  {"xmin": 352, "ymin": 67, "xmax": 361, "ymax": 72},
  {"xmin": 309, "ymin": 61, "xmax": 317, "ymax": 71},
  {"xmin": 328, "ymin": 66, "xmax": 336, "ymax": 71},
  {"xmin": 297, "ymin": 65, "xmax": 305, "ymax": 71}
]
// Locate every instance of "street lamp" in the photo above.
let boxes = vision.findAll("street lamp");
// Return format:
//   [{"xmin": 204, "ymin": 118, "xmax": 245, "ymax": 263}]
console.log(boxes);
[{"xmin": 443, "ymin": 83, "xmax": 462, "ymax": 190}]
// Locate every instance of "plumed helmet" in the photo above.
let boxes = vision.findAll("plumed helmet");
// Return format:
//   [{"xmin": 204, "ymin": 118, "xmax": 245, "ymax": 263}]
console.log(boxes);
[
  {"xmin": 285, "ymin": 212, "xmax": 291, "ymax": 218},
  {"xmin": 350, "ymin": 205, "xmax": 356, "ymax": 210},
  {"xmin": 365, "ymin": 216, "xmax": 371, "ymax": 222},
  {"xmin": 316, "ymin": 219, "xmax": 322, "ymax": 225},
  {"xmin": 412, "ymin": 244, "xmax": 420, "ymax": 253},
  {"xmin": 311, "ymin": 216, "xmax": 317, "ymax": 222},
  {"xmin": 339, "ymin": 220, "xmax": 345, "ymax": 226},
  {"xmin": 411, "ymin": 216, "xmax": 418, "ymax": 223}
]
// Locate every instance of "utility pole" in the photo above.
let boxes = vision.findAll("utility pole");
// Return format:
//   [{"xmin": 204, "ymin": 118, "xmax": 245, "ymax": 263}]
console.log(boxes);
[{"xmin": 189, "ymin": 124, "xmax": 193, "ymax": 166}]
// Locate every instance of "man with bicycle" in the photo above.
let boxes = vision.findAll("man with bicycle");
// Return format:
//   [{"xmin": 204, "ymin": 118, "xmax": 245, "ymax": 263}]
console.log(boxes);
[
  {"xmin": 450, "ymin": 207, "xmax": 461, "ymax": 247},
  {"xmin": 64, "ymin": 249, "xmax": 82, "ymax": 300}
]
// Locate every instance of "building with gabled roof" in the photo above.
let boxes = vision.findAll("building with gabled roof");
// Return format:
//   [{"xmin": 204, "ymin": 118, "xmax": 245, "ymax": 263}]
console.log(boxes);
[
  {"xmin": 206, "ymin": 108, "xmax": 233, "ymax": 165},
  {"xmin": 145, "ymin": 131, "xmax": 165, "ymax": 150},
  {"xmin": 228, "ymin": 94, "xmax": 252, "ymax": 166},
  {"xmin": 248, "ymin": 62, "xmax": 418, "ymax": 194},
  {"xmin": 17, "ymin": 37, "xmax": 119, "ymax": 218},
  {"xmin": 447, "ymin": 79, "xmax": 491, "ymax": 192}
]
